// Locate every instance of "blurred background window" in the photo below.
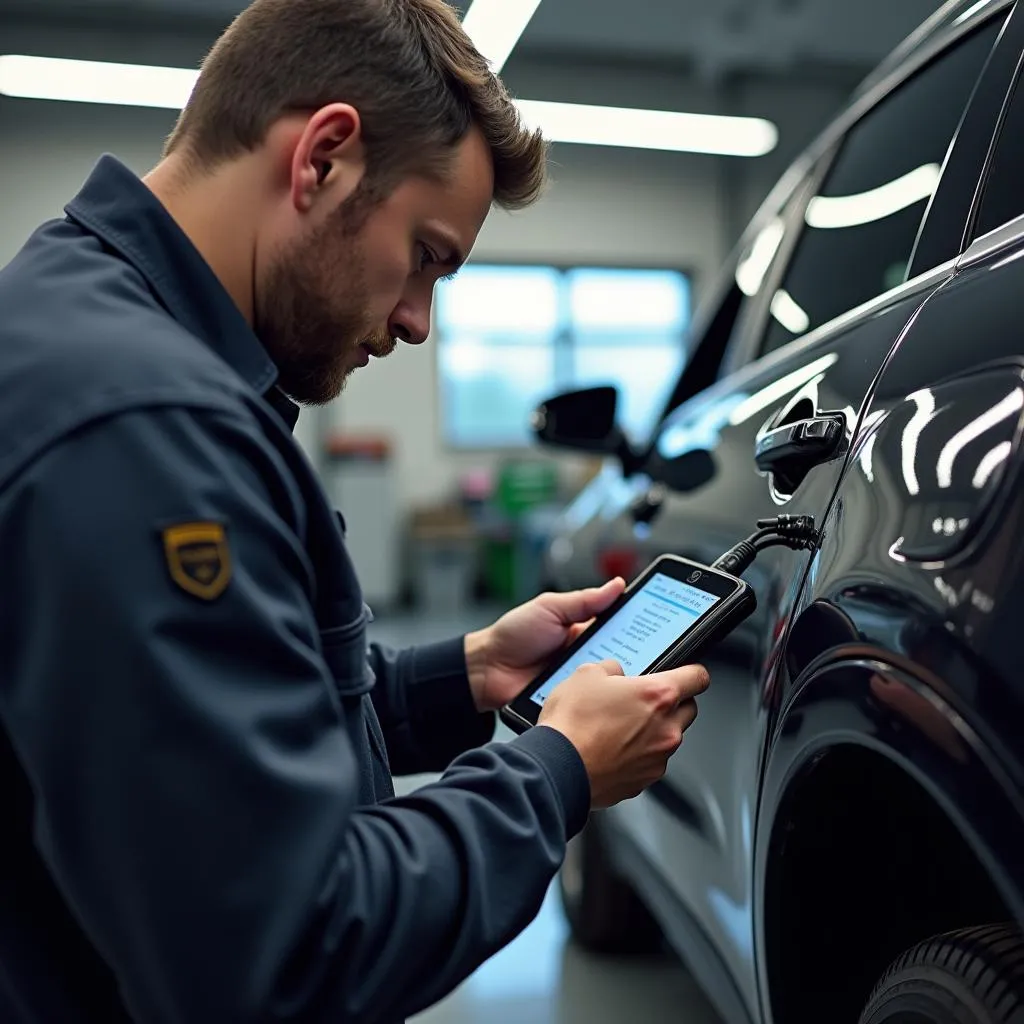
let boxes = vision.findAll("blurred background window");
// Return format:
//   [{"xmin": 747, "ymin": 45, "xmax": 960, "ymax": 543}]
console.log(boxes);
[{"xmin": 437, "ymin": 265, "xmax": 691, "ymax": 449}]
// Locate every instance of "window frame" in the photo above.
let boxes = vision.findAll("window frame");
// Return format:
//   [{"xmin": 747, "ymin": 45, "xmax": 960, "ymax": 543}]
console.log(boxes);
[
  {"xmin": 435, "ymin": 259, "xmax": 695, "ymax": 453},
  {"xmin": 963, "ymin": 1, "xmax": 1024, "ymax": 244},
  {"xmin": 968, "ymin": 70, "xmax": 1024, "ymax": 239},
  {"xmin": 916, "ymin": 0, "xmax": 1024, "ymax": 266},
  {"xmin": 856, "ymin": 0, "xmax": 1011, "ymax": 101}
]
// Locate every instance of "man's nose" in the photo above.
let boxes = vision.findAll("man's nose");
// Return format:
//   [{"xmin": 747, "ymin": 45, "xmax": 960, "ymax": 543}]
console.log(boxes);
[{"xmin": 389, "ymin": 298, "xmax": 431, "ymax": 346}]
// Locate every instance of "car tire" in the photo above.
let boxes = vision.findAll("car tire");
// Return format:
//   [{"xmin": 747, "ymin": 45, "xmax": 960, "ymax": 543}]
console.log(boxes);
[
  {"xmin": 859, "ymin": 925, "xmax": 1024, "ymax": 1023},
  {"xmin": 558, "ymin": 813, "xmax": 663, "ymax": 955}
]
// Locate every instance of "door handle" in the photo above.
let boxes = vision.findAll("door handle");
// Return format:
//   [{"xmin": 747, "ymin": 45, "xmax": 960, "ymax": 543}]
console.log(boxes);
[{"xmin": 755, "ymin": 414, "xmax": 844, "ymax": 475}]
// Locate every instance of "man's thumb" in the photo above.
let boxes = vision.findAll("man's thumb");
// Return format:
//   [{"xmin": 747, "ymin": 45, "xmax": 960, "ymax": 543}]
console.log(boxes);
[{"xmin": 555, "ymin": 577, "xmax": 625, "ymax": 624}]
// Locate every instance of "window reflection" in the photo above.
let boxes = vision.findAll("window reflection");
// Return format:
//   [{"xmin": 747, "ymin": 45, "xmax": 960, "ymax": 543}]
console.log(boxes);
[
  {"xmin": 726, "ymin": 353, "xmax": 838, "ymax": 427},
  {"xmin": 804, "ymin": 164, "xmax": 940, "ymax": 230},
  {"xmin": 769, "ymin": 289, "xmax": 809, "ymax": 334},
  {"xmin": 936, "ymin": 388, "xmax": 1023, "ymax": 487},
  {"xmin": 900, "ymin": 389, "xmax": 936, "ymax": 497},
  {"xmin": 735, "ymin": 218, "xmax": 785, "ymax": 297},
  {"xmin": 973, "ymin": 440, "xmax": 1012, "ymax": 489}
]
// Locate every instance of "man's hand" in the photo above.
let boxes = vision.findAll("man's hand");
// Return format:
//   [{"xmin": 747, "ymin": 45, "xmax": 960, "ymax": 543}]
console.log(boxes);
[
  {"xmin": 464, "ymin": 579, "xmax": 626, "ymax": 713},
  {"xmin": 540, "ymin": 659, "xmax": 710, "ymax": 807}
]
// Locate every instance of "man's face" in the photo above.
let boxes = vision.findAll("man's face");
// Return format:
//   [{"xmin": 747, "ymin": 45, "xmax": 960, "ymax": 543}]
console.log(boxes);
[{"xmin": 256, "ymin": 127, "xmax": 494, "ymax": 405}]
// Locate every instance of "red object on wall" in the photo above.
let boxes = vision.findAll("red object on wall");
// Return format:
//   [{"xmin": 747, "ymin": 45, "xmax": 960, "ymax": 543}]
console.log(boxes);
[{"xmin": 325, "ymin": 434, "xmax": 392, "ymax": 460}]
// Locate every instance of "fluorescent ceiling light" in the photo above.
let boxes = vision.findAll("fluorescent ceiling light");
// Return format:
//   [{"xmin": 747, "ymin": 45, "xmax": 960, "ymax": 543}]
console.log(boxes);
[
  {"xmin": 462, "ymin": 0, "xmax": 543, "ymax": 73},
  {"xmin": 0, "ymin": 55, "xmax": 778, "ymax": 158},
  {"xmin": 517, "ymin": 100, "xmax": 778, "ymax": 157},
  {"xmin": 0, "ymin": 55, "xmax": 195, "ymax": 109},
  {"xmin": 805, "ymin": 164, "xmax": 941, "ymax": 230}
]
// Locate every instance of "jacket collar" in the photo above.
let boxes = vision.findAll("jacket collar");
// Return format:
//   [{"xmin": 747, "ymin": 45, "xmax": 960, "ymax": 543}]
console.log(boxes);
[{"xmin": 65, "ymin": 154, "xmax": 300, "ymax": 430}]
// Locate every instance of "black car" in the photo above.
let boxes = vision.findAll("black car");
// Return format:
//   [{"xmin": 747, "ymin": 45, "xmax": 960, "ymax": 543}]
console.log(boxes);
[{"xmin": 533, "ymin": 2, "xmax": 1024, "ymax": 1021}]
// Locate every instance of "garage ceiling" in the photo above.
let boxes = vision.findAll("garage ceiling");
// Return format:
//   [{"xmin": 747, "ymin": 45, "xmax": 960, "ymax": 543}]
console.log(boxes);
[{"xmin": 1, "ymin": 0, "xmax": 944, "ymax": 81}]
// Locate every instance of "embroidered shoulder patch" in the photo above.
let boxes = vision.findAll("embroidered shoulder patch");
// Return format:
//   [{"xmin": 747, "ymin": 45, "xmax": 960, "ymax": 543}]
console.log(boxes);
[{"xmin": 162, "ymin": 522, "xmax": 232, "ymax": 601}]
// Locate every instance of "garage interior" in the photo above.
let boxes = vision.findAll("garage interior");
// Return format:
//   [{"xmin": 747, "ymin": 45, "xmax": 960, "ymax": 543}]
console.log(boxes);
[{"xmin": 0, "ymin": 0, "xmax": 967, "ymax": 1022}]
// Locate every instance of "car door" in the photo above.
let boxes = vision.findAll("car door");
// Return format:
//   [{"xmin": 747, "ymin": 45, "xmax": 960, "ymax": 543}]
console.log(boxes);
[
  {"xmin": 815, "ymin": 35, "xmax": 1024, "ymax": 828},
  {"xmin": 595, "ymin": 12, "xmax": 1011, "ymax": 1023},
  {"xmin": 766, "ymin": 0, "xmax": 1024, "ymax": 917},
  {"xmin": 750, "ymin": 11, "xmax": 1024, "ymax": 1018}
]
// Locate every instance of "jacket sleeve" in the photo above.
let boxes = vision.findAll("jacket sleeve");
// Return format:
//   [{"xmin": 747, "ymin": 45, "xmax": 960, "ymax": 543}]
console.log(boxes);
[
  {"xmin": 0, "ymin": 404, "xmax": 590, "ymax": 1024},
  {"xmin": 366, "ymin": 639, "xmax": 496, "ymax": 776}
]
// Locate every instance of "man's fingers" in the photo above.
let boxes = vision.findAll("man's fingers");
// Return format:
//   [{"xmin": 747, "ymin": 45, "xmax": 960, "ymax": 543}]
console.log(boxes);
[
  {"xmin": 566, "ymin": 622, "xmax": 591, "ymax": 645},
  {"xmin": 545, "ymin": 578, "xmax": 625, "ymax": 626},
  {"xmin": 674, "ymin": 698, "xmax": 699, "ymax": 731},
  {"xmin": 597, "ymin": 659, "xmax": 625, "ymax": 676},
  {"xmin": 648, "ymin": 664, "xmax": 711, "ymax": 702}
]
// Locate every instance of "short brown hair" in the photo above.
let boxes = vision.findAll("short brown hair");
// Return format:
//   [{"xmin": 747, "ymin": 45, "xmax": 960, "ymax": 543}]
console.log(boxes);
[{"xmin": 164, "ymin": 0, "xmax": 547, "ymax": 210}]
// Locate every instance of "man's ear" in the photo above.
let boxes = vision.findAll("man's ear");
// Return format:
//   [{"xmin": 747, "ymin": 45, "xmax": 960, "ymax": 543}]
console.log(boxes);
[{"xmin": 290, "ymin": 103, "xmax": 367, "ymax": 213}]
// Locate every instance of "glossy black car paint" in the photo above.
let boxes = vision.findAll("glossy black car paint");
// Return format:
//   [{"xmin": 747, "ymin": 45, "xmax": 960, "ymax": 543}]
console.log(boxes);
[{"xmin": 537, "ymin": 3, "xmax": 1024, "ymax": 1022}]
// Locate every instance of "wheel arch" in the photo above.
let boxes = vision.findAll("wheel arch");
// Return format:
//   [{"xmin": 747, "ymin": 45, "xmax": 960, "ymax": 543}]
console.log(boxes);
[{"xmin": 754, "ymin": 656, "xmax": 1024, "ymax": 1024}]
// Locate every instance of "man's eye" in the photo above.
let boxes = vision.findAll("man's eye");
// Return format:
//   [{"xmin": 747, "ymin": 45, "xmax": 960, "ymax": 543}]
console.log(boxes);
[{"xmin": 417, "ymin": 243, "xmax": 437, "ymax": 272}]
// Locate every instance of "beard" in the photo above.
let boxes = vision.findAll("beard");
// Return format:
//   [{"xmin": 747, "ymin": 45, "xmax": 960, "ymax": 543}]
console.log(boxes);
[{"xmin": 255, "ymin": 199, "xmax": 396, "ymax": 406}]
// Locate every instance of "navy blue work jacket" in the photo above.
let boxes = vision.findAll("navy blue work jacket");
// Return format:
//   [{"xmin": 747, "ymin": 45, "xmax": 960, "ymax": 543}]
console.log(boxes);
[{"xmin": 0, "ymin": 156, "xmax": 589, "ymax": 1024}]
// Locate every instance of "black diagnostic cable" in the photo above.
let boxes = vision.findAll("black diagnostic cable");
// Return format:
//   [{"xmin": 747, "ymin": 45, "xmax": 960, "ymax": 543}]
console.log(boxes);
[{"xmin": 711, "ymin": 515, "xmax": 820, "ymax": 576}]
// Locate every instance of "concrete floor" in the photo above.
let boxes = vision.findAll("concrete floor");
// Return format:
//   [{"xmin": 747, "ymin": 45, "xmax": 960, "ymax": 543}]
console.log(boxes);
[
  {"xmin": 410, "ymin": 885, "xmax": 720, "ymax": 1024},
  {"xmin": 369, "ymin": 606, "xmax": 723, "ymax": 1024}
]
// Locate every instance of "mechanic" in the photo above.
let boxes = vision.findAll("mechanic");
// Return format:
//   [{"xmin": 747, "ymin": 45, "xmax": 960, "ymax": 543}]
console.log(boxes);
[{"xmin": 0, "ymin": 1, "xmax": 709, "ymax": 1021}]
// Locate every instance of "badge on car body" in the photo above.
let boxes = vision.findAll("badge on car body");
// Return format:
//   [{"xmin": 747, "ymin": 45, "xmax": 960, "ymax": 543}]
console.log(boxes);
[{"xmin": 162, "ymin": 522, "xmax": 232, "ymax": 601}]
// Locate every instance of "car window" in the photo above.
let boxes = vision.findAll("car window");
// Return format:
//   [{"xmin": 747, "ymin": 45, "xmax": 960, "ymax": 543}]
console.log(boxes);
[
  {"xmin": 759, "ymin": 18, "xmax": 1002, "ymax": 356},
  {"xmin": 652, "ymin": 180, "xmax": 809, "ymax": 430},
  {"xmin": 974, "ymin": 71, "xmax": 1024, "ymax": 237},
  {"xmin": 654, "ymin": 279, "xmax": 744, "ymax": 423}
]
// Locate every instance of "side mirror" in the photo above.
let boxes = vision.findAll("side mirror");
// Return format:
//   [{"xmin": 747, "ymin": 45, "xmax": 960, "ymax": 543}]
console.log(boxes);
[
  {"xmin": 532, "ymin": 387, "xmax": 645, "ymax": 475},
  {"xmin": 657, "ymin": 448, "xmax": 717, "ymax": 493},
  {"xmin": 531, "ymin": 387, "xmax": 621, "ymax": 453}
]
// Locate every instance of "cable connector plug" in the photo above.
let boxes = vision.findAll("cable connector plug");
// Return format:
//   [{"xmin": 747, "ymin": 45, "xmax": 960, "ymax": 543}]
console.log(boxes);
[
  {"xmin": 712, "ymin": 540, "xmax": 757, "ymax": 576},
  {"xmin": 711, "ymin": 515, "xmax": 820, "ymax": 576},
  {"xmin": 756, "ymin": 515, "xmax": 819, "ymax": 551}
]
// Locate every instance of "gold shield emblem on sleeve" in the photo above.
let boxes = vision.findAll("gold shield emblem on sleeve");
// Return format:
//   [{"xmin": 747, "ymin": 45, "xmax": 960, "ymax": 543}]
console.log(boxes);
[{"xmin": 162, "ymin": 522, "xmax": 232, "ymax": 601}]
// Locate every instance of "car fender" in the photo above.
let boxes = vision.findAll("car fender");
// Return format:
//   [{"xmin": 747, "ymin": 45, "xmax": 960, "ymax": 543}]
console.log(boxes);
[{"xmin": 752, "ymin": 648, "xmax": 1024, "ymax": 1024}]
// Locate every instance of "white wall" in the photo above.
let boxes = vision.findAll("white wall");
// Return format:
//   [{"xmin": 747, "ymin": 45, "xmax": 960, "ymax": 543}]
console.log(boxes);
[{"xmin": 0, "ymin": 101, "xmax": 175, "ymax": 264}]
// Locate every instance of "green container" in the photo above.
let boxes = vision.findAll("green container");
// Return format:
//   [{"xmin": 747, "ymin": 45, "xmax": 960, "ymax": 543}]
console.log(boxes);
[
  {"xmin": 483, "ymin": 536, "xmax": 516, "ymax": 603},
  {"xmin": 495, "ymin": 460, "xmax": 558, "ymax": 519}
]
